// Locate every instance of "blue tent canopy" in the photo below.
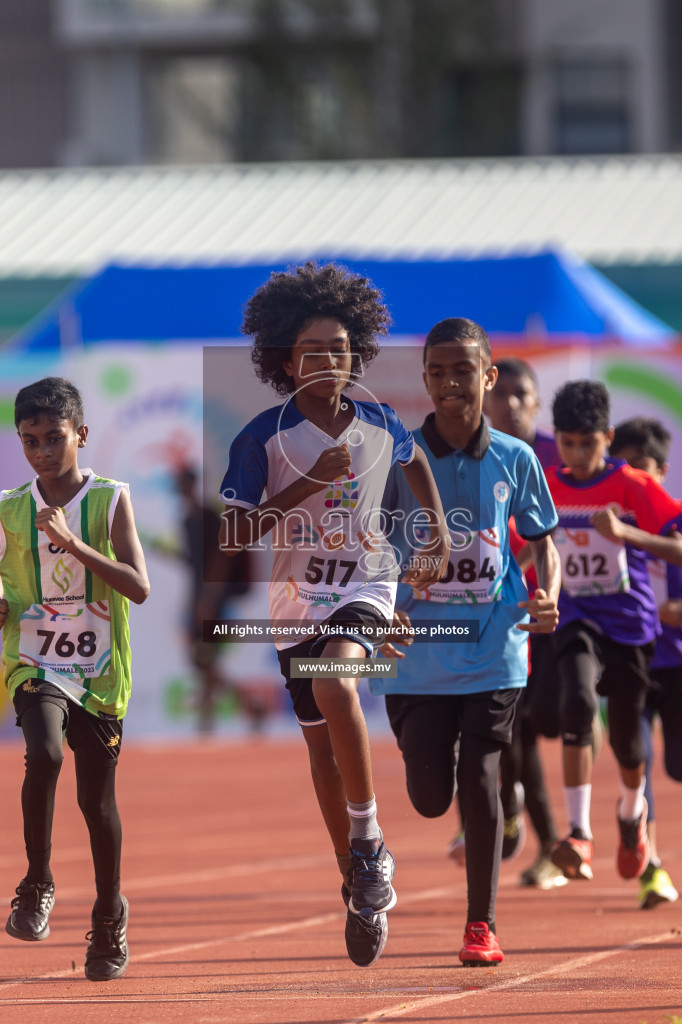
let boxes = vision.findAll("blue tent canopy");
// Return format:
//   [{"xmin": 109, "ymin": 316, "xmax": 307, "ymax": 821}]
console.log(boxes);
[{"xmin": 11, "ymin": 250, "xmax": 675, "ymax": 351}]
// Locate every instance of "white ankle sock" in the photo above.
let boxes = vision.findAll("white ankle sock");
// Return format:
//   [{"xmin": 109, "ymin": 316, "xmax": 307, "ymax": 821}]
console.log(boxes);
[
  {"xmin": 564, "ymin": 784, "xmax": 592, "ymax": 838},
  {"xmin": 347, "ymin": 796, "xmax": 381, "ymax": 842},
  {"xmin": 618, "ymin": 779, "xmax": 645, "ymax": 821}
]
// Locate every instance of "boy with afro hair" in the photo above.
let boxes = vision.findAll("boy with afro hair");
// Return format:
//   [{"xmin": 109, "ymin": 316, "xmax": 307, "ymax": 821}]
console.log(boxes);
[{"xmin": 219, "ymin": 262, "xmax": 449, "ymax": 967}]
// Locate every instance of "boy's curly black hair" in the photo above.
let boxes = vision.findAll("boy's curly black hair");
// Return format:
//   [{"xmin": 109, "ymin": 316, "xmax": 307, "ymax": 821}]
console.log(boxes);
[
  {"xmin": 611, "ymin": 416, "xmax": 671, "ymax": 468},
  {"xmin": 552, "ymin": 379, "xmax": 610, "ymax": 434},
  {"xmin": 242, "ymin": 262, "xmax": 390, "ymax": 397}
]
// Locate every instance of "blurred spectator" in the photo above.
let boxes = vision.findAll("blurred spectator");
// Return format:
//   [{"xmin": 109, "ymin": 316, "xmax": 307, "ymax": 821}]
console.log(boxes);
[{"xmin": 174, "ymin": 466, "xmax": 264, "ymax": 734}]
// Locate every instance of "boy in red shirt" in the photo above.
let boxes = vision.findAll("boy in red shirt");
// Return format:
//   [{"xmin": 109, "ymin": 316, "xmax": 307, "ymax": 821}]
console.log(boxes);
[
  {"xmin": 610, "ymin": 417, "xmax": 682, "ymax": 908},
  {"xmin": 547, "ymin": 381, "xmax": 682, "ymax": 882}
]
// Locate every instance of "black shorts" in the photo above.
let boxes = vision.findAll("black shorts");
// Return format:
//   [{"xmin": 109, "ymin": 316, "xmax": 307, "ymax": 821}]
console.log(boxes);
[
  {"xmin": 277, "ymin": 602, "xmax": 390, "ymax": 726},
  {"xmin": 385, "ymin": 688, "xmax": 521, "ymax": 757},
  {"xmin": 647, "ymin": 666, "xmax": 682, "ymax": 736},
  {"xmin": 554, "ymin": 621, "xmax": 653, "ymax": 697},
  {"xmin": 553, "ymin": 620, "xmax": 653, "ymax": 766},
  {"xmin": 13, "ymin": 680, "xmax": 123, "ymax": 767},
  {"xmin": 523, "ymin": 632, "xmax": 562, "ymax": 738}
]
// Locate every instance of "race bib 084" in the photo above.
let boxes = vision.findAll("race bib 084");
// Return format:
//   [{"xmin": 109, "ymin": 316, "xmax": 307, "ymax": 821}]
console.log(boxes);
[
  {"xmin": 19, "ymin": 601, "xmax": 112, "ymax": 681},
  {"xmin": 411, "ymin": 527, "xmax": 503, "ymax": 604},
  {"xmin": 554, "ymin": 526, "xmax": 630, "ymax": 597}
]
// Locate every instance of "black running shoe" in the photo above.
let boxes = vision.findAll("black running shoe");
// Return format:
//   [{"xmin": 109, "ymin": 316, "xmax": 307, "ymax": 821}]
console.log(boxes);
[
  {"xmin": 345, "ymin": 907, "xmax": 389, "ymax": 967},
  {"xmin": 84, "ymin": 895, "xmax": 129, "ymax": 982},
  {"xmin": 348, "ymin": 839, "xmax": 397, "ymax": 915},
  {"xmin": 5, "ymin": 879, "xmax": 55, "ymax": 941}
]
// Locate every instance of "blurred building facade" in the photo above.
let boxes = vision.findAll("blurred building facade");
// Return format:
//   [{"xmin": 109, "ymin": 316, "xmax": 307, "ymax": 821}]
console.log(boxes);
[
  {"xmin": 0, "ymin": 0, "xmax": 681, "ymax": 169},
  {"xmin": 1, "ymin": 0, "xmax": 682, "ymax": 340}
]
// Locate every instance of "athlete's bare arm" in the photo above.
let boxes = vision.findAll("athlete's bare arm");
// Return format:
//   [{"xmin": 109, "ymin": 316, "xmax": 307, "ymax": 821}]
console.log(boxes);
[
  {"xmin": 220, "ymin": 444, "xmax": 351, "ymax": 553},
  {"xmin": 591, "ymin": 508, "xmax": 682, "ymax": 566},
  {"xmin": 34, "ymin": 488, "xmax": 150, "ymax": 604},
  {"xmin": 516, "ymin": 534, "xmax": 561, "ymax": 634},
  {"xmin": 398, "ymin": 444, "xmax": 450, "ymax": 590}
]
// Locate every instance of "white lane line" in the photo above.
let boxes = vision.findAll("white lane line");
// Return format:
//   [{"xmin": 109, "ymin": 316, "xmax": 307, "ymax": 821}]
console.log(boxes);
[
  {"xmin": 1, "ymin": 879, "xmax": 677, "ymax": 1010},
  {"xmin": 0, "ymin": 887, "xmax": 456, "ymax": 997},
  {"xmin": 345, "ymin": 929, "xmax": 680, "ymax": 1024},
  {"xmin": 18, "ymin": 854, "xmax": 333, "ymax": 902},
  {"xmin": 2, "ymin": 927, "xmax": 677, "ymax": 1014},
  {"xmin": 0, "ymin": 996, "xmax": 221, "ymax": 1006},
  {"xmin": 0, "ymin": 911, "xmax": 350, "ymax": 995}
]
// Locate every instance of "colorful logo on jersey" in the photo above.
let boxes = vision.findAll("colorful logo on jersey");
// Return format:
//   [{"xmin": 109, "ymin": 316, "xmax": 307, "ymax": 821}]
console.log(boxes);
[
  {"xmin": 325, "ymin": 473, "xmax": 358, "ymax": 510},
  {"xmin": 322, "ymin": 529, "xmax": 346, "ymax": 550},
  {"xmin": 493, "ymin": 481, "xmax": 510, "ymax": 503},
  {"xmin": 51, "ymin": 559, "xmax": 74, "ymax": 595},
  {"xmin": 285, "ymin": 575, "xmax": 299, "ymax": 601}
]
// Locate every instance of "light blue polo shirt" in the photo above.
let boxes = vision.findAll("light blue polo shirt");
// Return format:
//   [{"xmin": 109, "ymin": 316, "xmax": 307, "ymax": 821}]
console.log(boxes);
[{"xmin": 370, "ymin": 415, "xmax": 558, "ymax": 695}]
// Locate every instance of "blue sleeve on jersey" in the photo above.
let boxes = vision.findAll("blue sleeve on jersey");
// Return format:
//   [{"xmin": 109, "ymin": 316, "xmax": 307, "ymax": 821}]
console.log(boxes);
[
  {"xmin": 219, "ymin": 426, "xmax": 268, "ymax": 508},
  {"xmin": 353, "ymin": 401, "xmax": 414, "ymax": 465},
  {"xmin": 511, "ymin": 449, "xmax": 558, "ymax": 540},
  {"xmin": 384, "ymin": 406, "xmax": 414, "ymax": 466}
]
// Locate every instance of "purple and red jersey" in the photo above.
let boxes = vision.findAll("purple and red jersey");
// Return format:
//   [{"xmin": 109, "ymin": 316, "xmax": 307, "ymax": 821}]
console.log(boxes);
[
  {"xmin": 546, "ymin": 457, "xmax": 680, "ymax": 646},
  {"xmin": 648, "ymin": 505, "xmax": 682, "ymax": 670}
]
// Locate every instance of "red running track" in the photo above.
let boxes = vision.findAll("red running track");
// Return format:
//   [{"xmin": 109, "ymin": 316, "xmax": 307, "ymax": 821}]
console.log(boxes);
[{"xmin": 0, "ymin": 732, "xmax": 681, "ymax": 1024}]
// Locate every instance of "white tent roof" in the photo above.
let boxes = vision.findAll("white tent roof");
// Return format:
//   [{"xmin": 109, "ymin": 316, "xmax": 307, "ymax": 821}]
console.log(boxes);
[{"xmin": 2, "ymin": 154, "xmax": 682, "ymax": 276}]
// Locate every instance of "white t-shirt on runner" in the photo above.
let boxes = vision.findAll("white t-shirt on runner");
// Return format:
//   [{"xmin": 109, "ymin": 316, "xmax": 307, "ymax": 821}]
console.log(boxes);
[{"xmin": 219, "ymin": 396, "xmax": 414, "ymax": 649}]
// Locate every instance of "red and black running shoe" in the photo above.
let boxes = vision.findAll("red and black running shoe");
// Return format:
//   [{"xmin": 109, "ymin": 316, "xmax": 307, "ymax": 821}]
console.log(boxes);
[
  {"xmin": 459, "ymin": 921, "xmax": 504, "ymax": 967},
  {"xmin": 551, "ymin": 827, "xmax": 594, "ymax": 880},
  {"xmin": 617, "ymin": 798, "xmax": 650, "ymax": 880}
]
